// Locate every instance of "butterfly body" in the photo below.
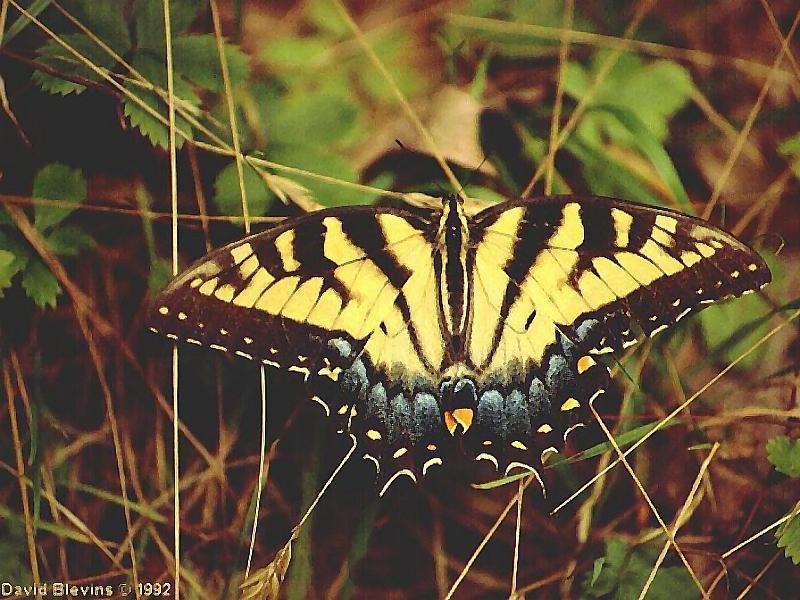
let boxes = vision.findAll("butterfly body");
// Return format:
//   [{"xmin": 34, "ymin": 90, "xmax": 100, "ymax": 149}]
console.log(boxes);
[{"xmin": 149, "ymin": 194, "xmax": 770, "ymax": 494}]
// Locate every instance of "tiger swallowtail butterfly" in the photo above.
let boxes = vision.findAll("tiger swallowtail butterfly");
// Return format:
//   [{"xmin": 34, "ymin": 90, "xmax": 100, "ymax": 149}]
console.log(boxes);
[{"xmin": 148, "ymin": 194, "xmax": 770, "ymax": 495}]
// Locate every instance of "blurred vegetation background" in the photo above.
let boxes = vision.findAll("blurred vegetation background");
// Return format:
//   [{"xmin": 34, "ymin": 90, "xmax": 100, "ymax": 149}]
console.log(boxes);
[{"xmin": 0, "ymin": 0, "xmax": 799, "ymax": 598}]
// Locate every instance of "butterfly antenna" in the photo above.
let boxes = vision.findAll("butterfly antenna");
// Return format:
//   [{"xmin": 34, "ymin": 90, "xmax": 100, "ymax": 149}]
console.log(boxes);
[{"xmin": 457, "ymin": 155, "xmax": 490, "ymax": 197}]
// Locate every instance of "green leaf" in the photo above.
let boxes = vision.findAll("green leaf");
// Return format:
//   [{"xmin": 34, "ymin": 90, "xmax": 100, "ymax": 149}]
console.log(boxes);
[
  {"xmin": 589, "ymin": 105, "xmax": 692, "ymax": 212},
  {"xmin": 0, "ymin": 529, "xmax": 28, "ymax": 580},
  {"xmin": 0, "ymin": 250, "xmax": 18, "ymax": 291},
  {"xmin": 778, "ymin": 133, "xmax": 800, "ymax": 178},
  {"xmin": 0, "ymin": 231, "xmax": 31, "ymax": 277},
  {"xmin": 122, "ymin": 53, "xmax": 200, "ymax": 149},
  {"xmin": 4, "ymin": 0, "xmax": 54, "ymax": 44},
  {"xmin": 213, "ymin": 162, "xmax": 275, "ymax": 220},
  {"xmin": 698, "ymin": 286, "xmax": 772, "ymax": 370},
  {"xmin": 172, "ymin": 34, "xmax": 251, "ymax": 92},
  {"xmin": 766, "ymin": 436, "xmax": 800, "ymax": 478},
  {"xmin": 356, "ymin": 33, "xmax": 426, "ymax": 103},
  {"xmin": 70, "ymin": 482, "xmax": 166, "ymax": 523},
  {"xmin": 132, "ymin": 0, "xmax": 201, "ymax": 51},
  {"xmin": 271, "ymin": 144, "xmax": 360, "ymax": 207},
  {"xmin": 448, "ymin": 0, "xmax": 595, "ymax": 58},
  {"xmin": 565, "ymin": 137, "xmax": 664, "ymax": 206},
  {"xmin": 32, "ymin": 33, "xmax": 118, "ymax": 96},
  {"xmin": 566, "ymin": 419, "xmax": 681, "ymax": 463},
  {"xmin": 777, "ymin": 512, "xmax": 800, "ymax": 565},
  {"xmin": 45, "ymin": 225, "xmax": 95, "ymax": 257},
  {"xmin": 305, "ymin": 0, "xmax": 350, "ymax": 37},
  {"xmin": 21, "ymin": 259, "xmax": 62, "ymax": 309},
  {"xmin": 268, "ymin": 92, "xmax": 359, "ymax": 147},
  {"xmin": 583, "ymin": 537, "xmax": 699, "ymax": 600},
  {"xmin": 66, "ymin": 0, "xmax": 131, "ymax": 53},
  {"xmin": 563, "ymin": 51, "xmax": 694, "ymax": 146},
  {"xmin": 0, "ymin": 503, "xmax": 91, "ymax": 546},
  {"xmin": 32, "ymin": 163, "xmax": 87, "ymax": 231},
  {"xmin": 260, "ymin": 37, "xmax": 330, "ymax": 71},
  {"xmin": 148, "ymin": 257, "xmax": 173, "ymax": 294}
]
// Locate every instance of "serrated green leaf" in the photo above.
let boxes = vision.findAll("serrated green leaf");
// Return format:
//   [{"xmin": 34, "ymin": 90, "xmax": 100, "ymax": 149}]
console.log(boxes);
[
  {"xmin": 213, "ymin": 162, "xmax": 275, "ymax": 219},
  {"xmin": 260, "ymin": 37, "xmax": 330, "ymax": 71},
  {"xmin": 564, "ymin": 51, "xmax": 694, "ymax": 146},
  {"xmin": 32, "ymin": 163, "xmax": 87, "ymax": 231},
  {"xmin": 123, "ymin": 53, "xmax": 199, "ymax": 149},
  {"xmin": 45, "ymin": 225, "xmax": 95, "ymax": 257},
  {"xmin": 172, "ymin": 34, "xmax": 251, "ymax": 92},
  {"xmin": 132, "ymin": 0, "xmax": 201, "ymax": 51},
  {"xmin": 268, "ymin": 92, "xmax": 359, "ymax": 147},
  {"xmin": 777, "ymin": 512, "xmax": 800, "ymax": 565},
  {"xmin": 32, "ymin": 33, "xmax": 118, "ymax": 96},
  {"xmin": 766, "ymin": 436, "xmax": 800, "ymax": 478},
  {"xmin": 21, "ymin": 259, "xmax": 62, "ymax": 309}
]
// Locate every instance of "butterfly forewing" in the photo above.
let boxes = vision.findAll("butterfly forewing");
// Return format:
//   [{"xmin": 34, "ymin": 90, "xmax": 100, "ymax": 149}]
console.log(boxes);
[
  {"xmin": 149, "ymin": 207, "xmax": 443, "ymax": 383},
  {"xmin": 469, "ymin": 196, "xmax": 770, "ymax": 366}
]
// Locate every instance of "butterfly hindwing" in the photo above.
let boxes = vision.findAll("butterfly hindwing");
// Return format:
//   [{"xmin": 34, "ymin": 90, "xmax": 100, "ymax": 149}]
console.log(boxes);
[{"xmin": 457, "ymin": 196, "xmax": 769, "ymax": 475}]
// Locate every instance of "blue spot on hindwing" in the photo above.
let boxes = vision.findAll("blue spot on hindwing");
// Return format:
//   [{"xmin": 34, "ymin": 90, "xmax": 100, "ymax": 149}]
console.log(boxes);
[
  {"xmin": 503, "ymin": 389, "xmax": 531, "ymax": 438},
  {"xmin": 412, "ymin": 392, "xmax": 440, "ymax": 442}
]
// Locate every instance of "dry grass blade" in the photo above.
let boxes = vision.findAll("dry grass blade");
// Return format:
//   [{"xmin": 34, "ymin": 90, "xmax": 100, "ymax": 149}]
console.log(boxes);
[
  {"xmin": 445, "ymin": 475, "xmax": 539, "ymax": 599},
  {"xmin": 74, "ymin": 313, "xmax": 140, "ymax": 595},
  {"xmin": 544, "ymin": 0, "xmax": 574, "ymax": 195},
  {"xmin": 161, "ymin": 1, "xmax": 180, "ymax": 597},
  {"xmin": 331, "ymin": 0, "xmax": 461, "ymax": 192},
  {"xmin": 0, "ymin": 193, "xmax": 280, "ymax": 223},
  {"xmin": 735, "ymin": 550, "xmax": 783, "ymax": 600},
  {"xmin": 636, "ymin": 443, "xmax": 720, "ymax": 600},
  {"xmin": 2, "ymin": 362, "xmax": 42, "ymax": 597},
  {"xmin": 521, "ymin": 0, "xmax": 656, "ymax": 196},
  {"xmin": 240, "ymin": 534, "xmax": 295, "ymax": 600},
  {"xmin": 209, "ymin": 0, "xmax": 249, "ymax": 231},
  {"xmin": 589, "ymin": 403, "xmax": 709, "ymax": 598},
  {"xmin": 245, "ymin": 368, "xmax": 268, "ymax": 579},
  {"xmin": 446, "ymin": 13, "xmax": 795, "ymax": 81},
  {"xmin": 702, "ymin": 8, "xmax": 800, "ymax": 220},
  {"xmin": 722, "ymin": 500, "xmax": 800, "ymax": 560},
  {"xmin": 510, "ymin": 478, "xmax": 524, "ymax": 596}
]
